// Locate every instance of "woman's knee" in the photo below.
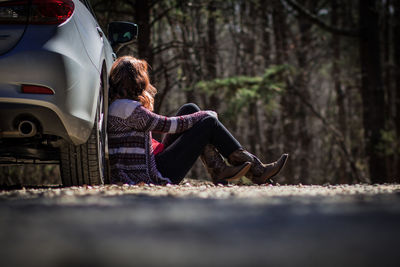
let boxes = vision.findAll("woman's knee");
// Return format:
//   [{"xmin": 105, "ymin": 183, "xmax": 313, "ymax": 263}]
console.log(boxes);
[
  {"xmin": 177, "ymin": 103, "xmax": 201, "ymax": 115},
  {"xmin": 198, "ymin": 115, "xmax": 219, "ymax": 128}
]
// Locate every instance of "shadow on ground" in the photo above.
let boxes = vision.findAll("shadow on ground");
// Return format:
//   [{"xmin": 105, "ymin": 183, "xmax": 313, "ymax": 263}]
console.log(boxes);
[{"xmin": 1, "ymin": 183, "xmax": 400, "ymax": 267}]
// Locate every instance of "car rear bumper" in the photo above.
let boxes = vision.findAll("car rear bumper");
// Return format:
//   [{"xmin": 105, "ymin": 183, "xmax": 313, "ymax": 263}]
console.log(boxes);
[
  {"xmin": 0, "ymin": 19, "xmax": 101, "ymax": 145},
  {"xmin": 0, "ymin": 101, "xmax": 73, "ymax": 142},
  {"xmin": 0, "ymin": 79, "xmax": 94, "ymax": 145}
]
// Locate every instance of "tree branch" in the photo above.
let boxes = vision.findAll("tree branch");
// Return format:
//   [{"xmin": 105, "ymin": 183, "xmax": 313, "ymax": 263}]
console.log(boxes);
[
  {"xmin": 150, "ymin": 6, "xmax": 175, "ymax": 27},
  {"xmin": 153, "ymin": 61, "xmax": 181, "ymax": 77},
  {"xmin": 151, "ymin": 41, "xmax": 192, "ymax": 55},
  {"xmin": 281, "ymin": 0, "xmax": 359, "ymax": 37}
]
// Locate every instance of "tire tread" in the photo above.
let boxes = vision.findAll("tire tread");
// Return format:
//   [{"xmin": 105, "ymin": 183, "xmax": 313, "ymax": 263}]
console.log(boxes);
[{"xmin": 60, "ymin": 121, "xmax": 103, "ymax": 186}]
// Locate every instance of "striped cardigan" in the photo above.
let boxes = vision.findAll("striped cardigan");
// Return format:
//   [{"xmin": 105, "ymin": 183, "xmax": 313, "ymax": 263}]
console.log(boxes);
[{"xmin": 107, "ymin": 99, "xmax": 210, "ymax": 185}]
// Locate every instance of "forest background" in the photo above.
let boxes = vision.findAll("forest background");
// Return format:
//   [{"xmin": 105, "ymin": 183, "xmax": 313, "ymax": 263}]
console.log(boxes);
[{"xmin": 1, "ymin": 0, "xmax": 399, "ymax": 185}]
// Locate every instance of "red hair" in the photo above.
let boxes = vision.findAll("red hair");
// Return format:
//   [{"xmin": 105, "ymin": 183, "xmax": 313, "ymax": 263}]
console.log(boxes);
[{"xmin": 109, "ymin": 56, "xmax": 156, "ymax": 111}]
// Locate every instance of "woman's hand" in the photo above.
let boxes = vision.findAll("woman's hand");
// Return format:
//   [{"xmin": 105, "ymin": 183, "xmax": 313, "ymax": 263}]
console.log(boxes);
[{"xmin": 206, "ymin": 110, "xmax": 218, "ymax": 119}]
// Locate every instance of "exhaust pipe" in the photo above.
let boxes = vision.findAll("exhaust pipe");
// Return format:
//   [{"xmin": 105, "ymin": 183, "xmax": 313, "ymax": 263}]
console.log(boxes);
[{"xmin": 18, "ymin": 120, "xmax": 37, "ymax": 137}]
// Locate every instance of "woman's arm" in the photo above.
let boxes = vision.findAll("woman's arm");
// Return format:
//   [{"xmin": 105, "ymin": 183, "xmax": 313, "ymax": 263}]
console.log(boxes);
[{"xmin": 126, "ymin": 105, "xmax": 215, "ymax": 133}]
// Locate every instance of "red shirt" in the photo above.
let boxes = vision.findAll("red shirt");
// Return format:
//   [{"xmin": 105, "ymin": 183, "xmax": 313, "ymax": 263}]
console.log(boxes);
[{"xmin": 152, "ymin": 138, "xmax": 165, "ymax": 155}]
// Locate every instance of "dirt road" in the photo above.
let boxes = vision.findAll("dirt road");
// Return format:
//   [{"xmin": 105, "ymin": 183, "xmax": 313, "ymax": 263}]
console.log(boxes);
[{"xmin": 1, "ymin": 182, "xmax": 400, "ymax": 267}]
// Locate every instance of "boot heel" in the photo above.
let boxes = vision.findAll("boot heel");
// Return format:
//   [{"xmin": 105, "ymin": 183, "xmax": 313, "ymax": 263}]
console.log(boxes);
[
  {"xmin": 224, "ymin": 162, "xmax": 251, "ymax": 182},
  {"xmin": 201, "ymin": 145, "xmax": 252, "ymax": 184}
]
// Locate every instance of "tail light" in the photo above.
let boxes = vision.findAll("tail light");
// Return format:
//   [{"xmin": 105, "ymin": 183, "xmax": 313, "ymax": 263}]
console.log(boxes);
[
  {"xmin": 30, "ymin": 0, "xmax": 75, "ymax": 24},
  {"xmin": 0, "ymin": 0, "xmax": 74, "ymax": 25},
  {"xmin": 21, "ymin": 84, "xmax": 54, "ymax": 94}
]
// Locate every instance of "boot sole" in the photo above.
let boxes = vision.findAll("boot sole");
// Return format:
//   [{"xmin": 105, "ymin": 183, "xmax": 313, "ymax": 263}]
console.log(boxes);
[{"xmin": 224, "ymin": 162, "xmax": 252, "ymax": 182}]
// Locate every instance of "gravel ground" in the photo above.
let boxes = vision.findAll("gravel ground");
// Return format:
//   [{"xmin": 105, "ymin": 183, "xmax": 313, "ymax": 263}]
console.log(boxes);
[{"xmin": 1, "ymin": 181, "xmax": 400, "ymax": 267}]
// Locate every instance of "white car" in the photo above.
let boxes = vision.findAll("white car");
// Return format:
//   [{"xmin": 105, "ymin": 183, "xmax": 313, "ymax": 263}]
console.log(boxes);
[{"xmin": 0, "ymin": 0, "xmax": 137, "ymax": 185}]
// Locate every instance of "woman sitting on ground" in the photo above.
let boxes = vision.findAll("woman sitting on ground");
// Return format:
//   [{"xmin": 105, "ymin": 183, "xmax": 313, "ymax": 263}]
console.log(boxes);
[{"xmin": 107, "ymin": 56, "xmax": 288, "ymax": 185}]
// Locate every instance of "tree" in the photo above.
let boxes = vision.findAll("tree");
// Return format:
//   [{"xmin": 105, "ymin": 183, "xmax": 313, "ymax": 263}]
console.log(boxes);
[
  {"xmin": 205, "ymin": 0, "xmax": 219, "ymax": 109},
  {"xmin": 331, "ymin": 0, "xmax": 349, "ymax": 182},
  {"xmin": 282, "ymin": 0, "xmax": 389, "ymax": 183},
  {"xmin": 135, "ymin": 0, "xmax": 152, "ymax": 66},
  {"xmin": 359, "ymin": 0, "xmax": 387, "ymax": 183},
  {"xmin": 394, "ymin": 1, "xmax": 400, "ymax": 181},
  {"xmin": 86, "ymin": 0, "xmax": 396, "ymax": 184}
]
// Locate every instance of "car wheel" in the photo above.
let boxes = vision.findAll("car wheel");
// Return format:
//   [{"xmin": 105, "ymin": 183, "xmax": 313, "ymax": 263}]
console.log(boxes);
[{"xmin": 60, "ymin": 79, "xmax": 108, "ymax": 186}]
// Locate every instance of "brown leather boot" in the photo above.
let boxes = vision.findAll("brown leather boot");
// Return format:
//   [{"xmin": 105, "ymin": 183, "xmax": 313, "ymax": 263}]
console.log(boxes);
[
  {"xmin": 200, "ymin": 144, "xmax": 251, "ymax": 184},
  {"xmin": 228, "ymin": 149, "xmax": 288, "ymax": 184}
]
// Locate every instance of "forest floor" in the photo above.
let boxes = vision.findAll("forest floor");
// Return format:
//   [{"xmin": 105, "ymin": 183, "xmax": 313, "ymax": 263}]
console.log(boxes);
[{"xmin": 1, "ymin": 180, "xmax": 400, "ymax": 267}]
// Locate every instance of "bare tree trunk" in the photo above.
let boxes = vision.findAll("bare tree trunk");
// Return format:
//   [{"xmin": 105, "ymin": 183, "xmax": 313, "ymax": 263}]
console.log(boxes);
[
  {"xmin": 259, "ymin": 0, "xmax": 275, "ymax": 159},
  {"xmin": 205, "ymin": 0, "xmax": 219, "ymax": 110},
  {"xmin": 394, "ymin": 1, "xmax": 400, "ymax": 182},
  {"xmin": 242, "ymin": 2, "xmax": 263, "ymax": 158},
  {"xmin": 383, "ymin": 0, "xmax": 392, "ymax": 122},
  {"xmin": 135, "ymin": 0, "xmax": 153, "ymax": 66},
  {"xmin": 383, "ymin": 0, "xmax": 395, "ymax": 181},
  {"xmin": 331, "ymin": 0, "xmax": 349, "ymax": 183},
  {"xmin": 272, "ymin": 0, "xmax": 295, "ymax": 183},
  {"xmin": 181, "ymin": 19, "xmax": 196, "ymax": 104},
  {"xmin": 295, "ymin": 0, "xmax": 314, "ymax": 184},
  {"xmin": 359, "ymin": 0, "xmax": 387, "ymax": 183},
  {"xmin": 260, "ymin": 0, "xmax": 271, "ymax": 68},
  {"xmin": 192, "ymin": 5, "xmax": 208, "ymax": 108}
]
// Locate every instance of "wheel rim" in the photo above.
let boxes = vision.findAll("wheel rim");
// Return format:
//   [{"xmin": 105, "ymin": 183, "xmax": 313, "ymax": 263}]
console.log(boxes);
[{"xmin": 97, "ymin": 79, "xmax": 106, "ymax": 183}]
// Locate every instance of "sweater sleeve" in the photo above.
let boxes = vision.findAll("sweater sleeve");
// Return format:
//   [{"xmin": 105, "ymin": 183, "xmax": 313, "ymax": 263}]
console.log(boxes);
[{"xmin": 125, "ymin": 105, "xmax": 212, "ymax": 133}]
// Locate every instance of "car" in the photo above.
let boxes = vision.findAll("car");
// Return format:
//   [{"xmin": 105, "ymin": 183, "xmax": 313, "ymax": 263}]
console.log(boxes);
[{"xmin": 0, "ymin": 0, "xmax": 137, "ymax": 186}]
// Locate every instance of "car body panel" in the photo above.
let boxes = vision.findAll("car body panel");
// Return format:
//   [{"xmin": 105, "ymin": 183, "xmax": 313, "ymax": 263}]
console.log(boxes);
[
  {"xmin": 73, "ymin": 0, "xmax": 103, "ymax": 70},
  {"xmin": 0, "ymin": 25, "xmax": 27, "ymax": 55}
]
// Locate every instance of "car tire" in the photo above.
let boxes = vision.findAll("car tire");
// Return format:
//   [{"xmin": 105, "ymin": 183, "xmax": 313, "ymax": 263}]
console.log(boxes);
[{"xmin": 60, "ymin": 76, "xmax": 108, "ymax": 186}]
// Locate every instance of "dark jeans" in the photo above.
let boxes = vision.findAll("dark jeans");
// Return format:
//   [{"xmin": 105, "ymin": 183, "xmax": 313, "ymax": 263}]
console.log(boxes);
[{"xmin": 155, "ymin": 103, "xmax": 241, "ymax": 184}]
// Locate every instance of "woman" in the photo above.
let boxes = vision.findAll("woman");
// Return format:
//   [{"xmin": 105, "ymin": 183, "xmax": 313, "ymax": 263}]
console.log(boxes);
[{"xmin": 107, "ymin": 56, "xmax": 288, "ymax": 185}]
